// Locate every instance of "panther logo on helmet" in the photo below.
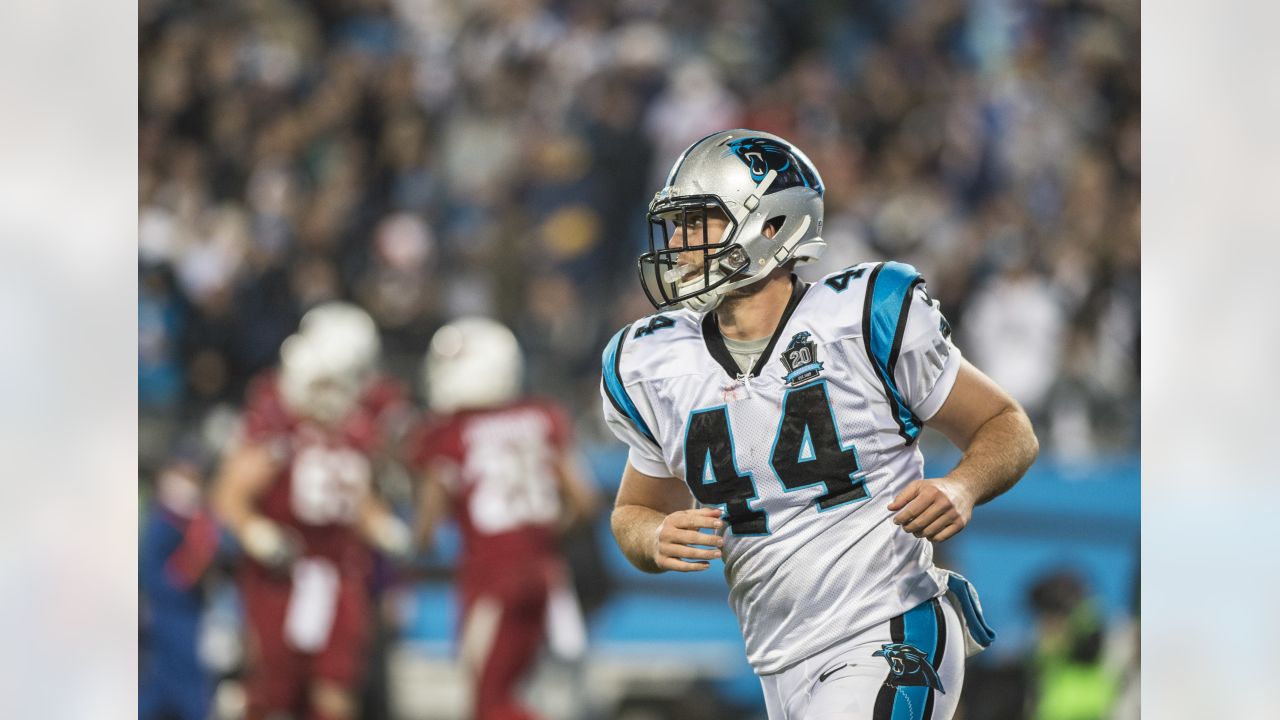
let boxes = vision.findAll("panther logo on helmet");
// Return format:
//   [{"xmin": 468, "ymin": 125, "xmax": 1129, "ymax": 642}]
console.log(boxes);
[{"xmin": 723, "ymin": 137, "xmax": 823, "ymax": 193}]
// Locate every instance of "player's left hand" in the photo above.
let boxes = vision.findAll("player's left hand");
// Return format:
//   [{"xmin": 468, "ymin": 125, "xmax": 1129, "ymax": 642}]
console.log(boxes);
[
  {"xmin": 887, "ymin": 478, "xmax": 975, "ymax": 543},
  {"xmin": 369, "ymin": 514, "xmax": 414, "ymax": 562}
]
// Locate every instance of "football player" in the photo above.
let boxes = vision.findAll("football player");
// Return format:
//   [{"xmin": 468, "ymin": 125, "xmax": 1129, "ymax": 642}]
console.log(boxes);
[
  {"xmin": 212, "ymin": 302, "xmax": 412, "ymax": 720},
  {"xmin": 407, "ymin": 317, "xmax": 599, "ymax": 720},
  {"xmin": 603, "ymin": 130, "xmax": 1038, "ymax": 719}
]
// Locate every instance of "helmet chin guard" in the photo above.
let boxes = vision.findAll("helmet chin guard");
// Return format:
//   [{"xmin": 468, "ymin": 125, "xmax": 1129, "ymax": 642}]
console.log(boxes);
[{"xmin": 638, "ymin": 129, "xmax": 826, "ymax": 313}]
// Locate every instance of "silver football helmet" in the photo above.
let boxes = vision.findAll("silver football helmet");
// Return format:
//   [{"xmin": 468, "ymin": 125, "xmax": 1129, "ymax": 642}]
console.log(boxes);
[{"xmin": 640, "ymin": 129, "xmax": 826, "ymax": 313}]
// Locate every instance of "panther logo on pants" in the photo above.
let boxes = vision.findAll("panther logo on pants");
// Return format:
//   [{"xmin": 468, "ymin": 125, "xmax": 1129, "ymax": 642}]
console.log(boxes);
[{"xmin": 873, "ymin": 643, "xmax": 946, "ymax": 693}]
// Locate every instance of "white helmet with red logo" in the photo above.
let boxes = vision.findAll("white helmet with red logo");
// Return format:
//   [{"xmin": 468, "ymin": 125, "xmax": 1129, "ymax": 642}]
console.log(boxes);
[
  {"xmin": 422, "ymin": 317, "xmax": 523, "ymax": 413},
  {"xmin": 280, "ymin": 302, "xmax": 381, "ymax": 424}
]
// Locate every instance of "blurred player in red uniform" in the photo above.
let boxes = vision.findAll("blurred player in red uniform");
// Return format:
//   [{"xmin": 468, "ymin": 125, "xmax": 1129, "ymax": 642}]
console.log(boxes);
[
  {"xmin": 212, "ymin": 302, "xmax": 412, "ymax": 720},
  {"xmin": 408, "ymin": 317, "xmax": 600, "ymax": 720}
]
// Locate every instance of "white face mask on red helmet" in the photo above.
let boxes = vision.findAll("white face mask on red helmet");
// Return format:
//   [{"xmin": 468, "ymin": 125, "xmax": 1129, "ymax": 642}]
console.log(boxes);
[{"xmin": 422, "ymin": 317, "xmax": 522, "ymax": 413}]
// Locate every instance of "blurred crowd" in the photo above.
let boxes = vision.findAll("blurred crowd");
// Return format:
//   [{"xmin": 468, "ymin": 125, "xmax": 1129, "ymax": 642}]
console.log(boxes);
[{"xmin": 139, "ymin": 0, "xmax": 1139, "ymax": 473}]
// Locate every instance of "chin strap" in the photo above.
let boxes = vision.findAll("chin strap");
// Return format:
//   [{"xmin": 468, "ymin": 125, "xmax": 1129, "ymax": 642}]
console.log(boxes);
[
  {"xmin": 680, "ymin": 291, "xmax": 723, "ymax": 314},
  {"xmin": 741, "ymin": 169, "xmax": 779, "ymax": 214}
]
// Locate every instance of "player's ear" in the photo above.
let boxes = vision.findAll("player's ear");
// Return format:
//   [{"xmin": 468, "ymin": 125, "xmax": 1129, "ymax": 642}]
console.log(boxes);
[{"xmin": 763, "ymin": 216, "xmax": 784, "ymax": 239}]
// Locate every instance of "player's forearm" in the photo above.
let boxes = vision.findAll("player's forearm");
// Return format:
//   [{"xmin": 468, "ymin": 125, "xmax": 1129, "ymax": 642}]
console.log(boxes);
[
  {"xmin": 565, "ymin": 482, "xmax": 602, "ymax": 529},
  {"xmin": 210, "ymin": 446, "xmax": 277, "ymax": 538},
  {"xmin": 210, "ymin": 482, "xmax": 296, "ymax": 566},
  {"xmin": 555, "ymin": 455, "xmax": 601, "ymax": 530},
  {"xmin": 610, "ymin": 504, "xmax": 665, "ymax": 573},
  {"xmin": 210, "ymin": 480, "xmax": 258, "ymax": 537},
  {"xmin": 413, "ymin": 520, "xmax": 437, "ymax": 553},
  {"xmin": 359, "ymin": 499, "xmax": 412, "ymax": 559},
  {"xmin": 414, "ymin": 471, "xmax": 449, "ymax": 552},
  {"xmin": 946, "ymin": 405, "xmax": 1038, "ymax": 506}
]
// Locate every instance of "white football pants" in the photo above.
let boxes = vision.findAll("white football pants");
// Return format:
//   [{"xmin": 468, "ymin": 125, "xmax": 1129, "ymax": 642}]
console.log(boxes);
[{"xmin": 759, "ymin": 593, "xmax": 965, "ymax": 720}]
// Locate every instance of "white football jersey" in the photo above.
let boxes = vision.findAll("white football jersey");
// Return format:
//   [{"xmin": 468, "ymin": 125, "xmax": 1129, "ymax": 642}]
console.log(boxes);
[{"xmin": 601, "ymin": 262, "xmax": 963, "ymax": 674}]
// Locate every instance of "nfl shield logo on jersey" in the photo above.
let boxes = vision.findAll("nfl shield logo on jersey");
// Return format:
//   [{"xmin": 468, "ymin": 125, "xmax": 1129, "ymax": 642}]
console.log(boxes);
[{"xmin": 780, "ymin": 331, "xmax": 823, "ymax": 386}]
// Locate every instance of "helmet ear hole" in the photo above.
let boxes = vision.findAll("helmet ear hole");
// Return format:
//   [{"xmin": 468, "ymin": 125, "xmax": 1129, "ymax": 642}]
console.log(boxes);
[{"xmin": 765, "ymin": 216, "xmax": 786, "ymax": 236}]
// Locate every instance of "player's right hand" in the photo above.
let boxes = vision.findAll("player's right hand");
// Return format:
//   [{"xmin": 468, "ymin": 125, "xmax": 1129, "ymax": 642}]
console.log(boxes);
[
  {"xmin": 368, "ymin": 514, "xmax": 414, "ymax": 563},
  {"xmin": 652, "ymin": 507, "xmax": 725, "ymax": 572},
  {"xmin": 241, "ymin": 517, "xmax": 299, "ymax": 569}
]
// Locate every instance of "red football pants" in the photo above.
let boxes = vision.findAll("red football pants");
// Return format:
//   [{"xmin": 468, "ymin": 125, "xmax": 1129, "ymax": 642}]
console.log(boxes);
[
  {"xmin": 238, "ymin": 566, "xmax": 369, "ymax": 720},
  {"xmin": 460, "ymin": 558, "xmax": 561, "ymax": 720}
]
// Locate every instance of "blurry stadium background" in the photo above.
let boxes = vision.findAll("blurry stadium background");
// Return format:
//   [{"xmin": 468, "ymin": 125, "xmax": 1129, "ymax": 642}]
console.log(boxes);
[{"xmin": 138, "ymin": 0, "xmax": 1139, "ymax": 717}]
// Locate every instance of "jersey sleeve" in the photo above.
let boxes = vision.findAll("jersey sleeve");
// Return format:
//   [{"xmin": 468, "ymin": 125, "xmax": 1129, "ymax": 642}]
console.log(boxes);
[
  {"xmin": 405, "ymin": 419, "xmax": 457, "ymax": 472},
  {"xmin": 599, "ymin": 324, "xmax": 671, "ymax": 478},
  {"xmin": 893, "ymin": 285, "xmax": 962, "ymax": 422},
  {"xmin": 240, "ymin": 373, "xmax": 290, "ymax": 446},
  {"xmin": 363, "ymin": 375, "xmax": 414, "ymax": 448},
  {"xmin": 406, "ymin": 418, "xmax": 466, "ymax": 493},
  {"xmin": 862, "ymin": 262, "xmax": 962, "ymax": 442}
]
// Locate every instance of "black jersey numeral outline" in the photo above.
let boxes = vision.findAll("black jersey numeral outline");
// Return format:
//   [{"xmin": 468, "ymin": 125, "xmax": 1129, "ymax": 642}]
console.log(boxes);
[
  {"xmin": 769, "ymin": 379, "xmax": 869, "ymax": 511},
  {"xmin": 683, "ymin": 380, "xmax": 868, "ymax": 535},
  {"xmin": 633, "ymin": 315, "xmax": 676, "ymax": 339},
  {"xmin": 824, "ymin": 266, "xmax": 867, "ymax": 292},
  {"xmin": 684, "ymin": 405, "xmax": 769, "ymax": 535}
]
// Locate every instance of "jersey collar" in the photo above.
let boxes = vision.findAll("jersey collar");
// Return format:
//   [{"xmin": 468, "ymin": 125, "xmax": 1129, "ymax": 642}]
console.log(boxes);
[{"xmin": 701, "ymin": 275, "xmax": 811, "ymax": 380}]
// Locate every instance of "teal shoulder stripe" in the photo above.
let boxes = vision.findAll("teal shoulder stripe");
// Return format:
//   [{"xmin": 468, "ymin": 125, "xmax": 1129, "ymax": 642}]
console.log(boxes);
[
  {"xmin": 865, "ymin": 261, "xmax": 924, "ymax": 441},
  {"xmin": 868, "ymin": 261, "xmax": 920, "ymax": 372},
  {"xmin": 601, "ymin": 325, "xmax": 657, "ymax": 444}
]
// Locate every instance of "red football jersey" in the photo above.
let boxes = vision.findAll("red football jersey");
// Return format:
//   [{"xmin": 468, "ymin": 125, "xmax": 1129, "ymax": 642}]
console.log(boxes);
[
  {"xmin": 239, "ymin": 370, "xmax": 408, "ymax": 574},
  {"xmin": 408, "ymin": 399, "xmax": 571, "ymax": 580}
]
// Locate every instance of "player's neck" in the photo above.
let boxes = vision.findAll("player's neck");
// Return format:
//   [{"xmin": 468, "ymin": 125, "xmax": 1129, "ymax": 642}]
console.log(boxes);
[{"xmin": 714, "ymin": 271, "xmax": 795, "ymax": 342}]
